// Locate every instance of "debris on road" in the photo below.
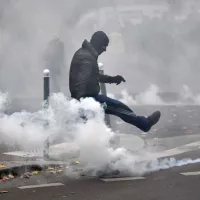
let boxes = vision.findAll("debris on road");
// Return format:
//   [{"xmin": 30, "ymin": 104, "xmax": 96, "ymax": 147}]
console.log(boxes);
[
  {"xmin": 0, "ymin": 164, "xmax": 5, "ymax": 169},
  {"xmin": 48, "ymin": 169, "xmax": 64, "ymax": 174},
  {"xmin": 1, "ymin": 176, "xmax": 10, "ymax": 182},
  {"xmin": 56, "ymin": 170, "xmax": 63, "ymax": 173},
  {"xmin": 8, "ymin": 174, "xmax": 14, "ymax": 179},
  {"xmin": 21, "ymin": 172, "xmax": 32, "ymax": 179},
  {"xmin": 32, "ymin": 171, "xmax": 40, "ymax": 175},
  {"xmin": 0, "ymin": 173, "xmax": 15, "ymax": 182},
  {"xmin": 46, "ymin": 167, "xmax": 55, "ymax": 171},
  {"xmin": 44, "ymin": 165, "xmax": 66, "ymax": 174}
]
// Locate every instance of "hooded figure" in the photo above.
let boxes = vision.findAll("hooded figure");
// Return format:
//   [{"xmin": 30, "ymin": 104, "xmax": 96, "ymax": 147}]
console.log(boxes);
[
  {"xmin": 69, "ymin": 31, "xmax": 161, "ymax": 132},
  {"xmin": 69, "ymin": 31, "xmax": 124, "ymax": 99}
]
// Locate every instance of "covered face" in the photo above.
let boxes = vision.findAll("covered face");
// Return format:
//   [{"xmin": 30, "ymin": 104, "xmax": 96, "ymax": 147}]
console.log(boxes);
[{"xmin": 90, "ymin": 31, "xmax": 109, "ymax": 55}]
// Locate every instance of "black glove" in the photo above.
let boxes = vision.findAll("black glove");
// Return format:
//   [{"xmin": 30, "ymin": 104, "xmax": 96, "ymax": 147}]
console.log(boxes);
[{"xmin": 112, "ymin": 75, "xmax": 126, "ymax": 85}]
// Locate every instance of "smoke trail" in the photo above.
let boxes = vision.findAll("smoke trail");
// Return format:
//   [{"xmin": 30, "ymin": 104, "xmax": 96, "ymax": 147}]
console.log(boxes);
[
  {"xmin": 144, "ymin": 157, "xmax": 200, "ymax": 174},
  {"xmin": 109, "ymin": 150, "xmax": 200, "ymax": 176}
]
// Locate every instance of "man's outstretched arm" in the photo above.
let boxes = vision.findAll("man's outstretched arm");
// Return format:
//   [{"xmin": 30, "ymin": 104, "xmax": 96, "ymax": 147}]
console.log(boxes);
[
  {"xmin": 98, "ymin": 74, "xmax": 126, "ymax": 85},
  {"xmin": 98, "ymin": 74, "xmax": 113, "ymax": 83}
]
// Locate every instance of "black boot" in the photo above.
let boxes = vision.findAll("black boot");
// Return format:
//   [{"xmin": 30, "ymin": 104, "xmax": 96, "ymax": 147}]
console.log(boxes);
[{"xmin": 146, "ymin": 111, "xmax": 161, "ymax": 132}]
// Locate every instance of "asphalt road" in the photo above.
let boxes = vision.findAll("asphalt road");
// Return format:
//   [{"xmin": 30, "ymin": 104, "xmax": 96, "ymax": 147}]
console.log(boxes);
[
  {"xmin": 1, "ymin": 105, "xmax": 200, "ymax": 199},
  {"xmin": 1, "ymin": 151, "xmax": 200, "ymax": 200}
]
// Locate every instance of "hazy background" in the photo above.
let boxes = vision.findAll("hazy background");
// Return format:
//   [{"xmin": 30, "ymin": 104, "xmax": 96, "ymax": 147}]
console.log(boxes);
[
  {"xmin": 0, "ymin": 0, "xmax": 200, "ymax": 176},
  {"xmin": 0, "ymin": 0, "xmax": 200, "ymax": 110}
]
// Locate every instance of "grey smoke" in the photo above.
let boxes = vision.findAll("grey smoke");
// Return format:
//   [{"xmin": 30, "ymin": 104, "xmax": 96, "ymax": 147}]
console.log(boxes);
[
  {"xmin": 0, "ymin": 0, "xmax": 199, "ymax": 178},
  {"xmin": 0, "ymin": 1, "xmax": 200, "ymax": 111}
]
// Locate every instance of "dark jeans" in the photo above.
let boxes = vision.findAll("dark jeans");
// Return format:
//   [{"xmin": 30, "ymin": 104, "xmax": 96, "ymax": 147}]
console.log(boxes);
[{"xmin": 94, "ymin": 94, "xmax": 150, "ymax": 132}]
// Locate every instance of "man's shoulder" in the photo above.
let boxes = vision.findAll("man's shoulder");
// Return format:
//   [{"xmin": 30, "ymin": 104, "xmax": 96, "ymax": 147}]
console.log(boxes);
[
  {"xmin": 75, "ymin": 47, "xmax": 91, "ymax": 56},
  {"xmin": 73, "ymin": 47, "xmax": 95, "ymax": 62}
]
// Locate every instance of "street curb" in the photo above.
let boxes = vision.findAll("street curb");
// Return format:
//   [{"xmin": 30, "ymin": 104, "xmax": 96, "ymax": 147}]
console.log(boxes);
[
  {"xmin": 0, "ymin": 163, "xmax": 122, "ymax": 180},
  {"xmin": 0, "ymin": 163, "xmax": 50, "ymax": 177}
]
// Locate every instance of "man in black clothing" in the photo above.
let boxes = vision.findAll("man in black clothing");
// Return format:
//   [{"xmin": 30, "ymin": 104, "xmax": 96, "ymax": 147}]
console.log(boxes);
[{"xmin": 69, "ymin": 31, "xmax": 161, "ymax": 132}]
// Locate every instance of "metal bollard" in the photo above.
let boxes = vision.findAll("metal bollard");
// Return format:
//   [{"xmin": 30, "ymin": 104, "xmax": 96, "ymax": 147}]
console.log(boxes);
[
  {"xmin": 43, "ymin": 69, "xmax": 50, "ymax": 108},
  {"xmin": 98, "ymin": 63, "xmax": 111, "ymax": 127},
  {"xmin": 43, "ymin": 69, "xmax": 50, "ymax": 159}
]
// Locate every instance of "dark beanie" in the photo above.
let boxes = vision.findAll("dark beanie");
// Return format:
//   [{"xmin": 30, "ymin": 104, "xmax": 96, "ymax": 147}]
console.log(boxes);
[{"xmin": 90, "ymin": 31, "xmax": 109, "ymax": 53}]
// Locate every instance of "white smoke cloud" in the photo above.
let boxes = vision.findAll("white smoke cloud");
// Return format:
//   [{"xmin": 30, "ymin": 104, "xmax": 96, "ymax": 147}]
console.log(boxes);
[
  {"xmin": 111, "ymin": 84, "xmax": 168, "ymax": 106},
  {"xmin": 1, "ymin": 0, "xmax": 200, "ymax": 178},
  {"xmin": 135, "ymin": 84, "xmax": 164, "ymax": 105},
  {"xmin": 119, "ymin": 90, "xmax": 137, "ymax": 106},
  {"xmin": 0, "ymin": 92, "xmax": 199, "ymax": 177},
  {"xmin": 180, "ymin": 84, "xmax": 200, "ymax": 104},
  {"xmin": 109, "ymin": 84, "xmax": 200, "ymax": 106}
]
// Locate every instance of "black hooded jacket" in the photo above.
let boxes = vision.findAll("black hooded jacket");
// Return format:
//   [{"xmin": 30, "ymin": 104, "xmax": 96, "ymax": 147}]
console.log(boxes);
[{"xmin": 69, "ymin": 40, "xmax": 112, "ymax": 100}]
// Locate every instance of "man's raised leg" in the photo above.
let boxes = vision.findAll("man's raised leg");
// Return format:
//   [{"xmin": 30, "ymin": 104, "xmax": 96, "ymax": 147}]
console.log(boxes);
[{"xmin": 94, "ymin": 94, "xmax": 161, "ymax": 132}]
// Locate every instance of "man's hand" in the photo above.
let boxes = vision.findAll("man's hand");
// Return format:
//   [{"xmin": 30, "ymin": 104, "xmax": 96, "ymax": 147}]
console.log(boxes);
[{"xmin": 112, "ymin": 75, "xmax": 126, "ymax": 85}]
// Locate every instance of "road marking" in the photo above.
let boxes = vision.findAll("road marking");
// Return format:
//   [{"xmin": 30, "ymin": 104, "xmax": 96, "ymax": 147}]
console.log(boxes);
[
  {"xmin": 18, "ymin": 183, "xmax": 64, "ymax": 189},
  {"xmin": 3, "ymin": 142, "xmax": 80, "ymax": 160},
  {"xmin": 101, "ymin": 177, "xmax": 146, "ymax": 182},
  {"xmin": 3, "ymin": 151, "xmax": 42, "ymax": 157},
  {"xmin": 156, "ymin": 141, "xmax": 200, "ymax": 158},
  {"xmin": 180, "ymin": 171, "xmax": 200, "ymax": 176}
]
